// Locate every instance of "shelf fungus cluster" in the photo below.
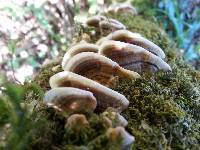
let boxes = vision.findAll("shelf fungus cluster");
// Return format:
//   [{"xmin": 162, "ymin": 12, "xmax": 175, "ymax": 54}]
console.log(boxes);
[
  {"xmin": 97, "ymin": 30, "xmax": 171, "ymax": 73},
  {"xmin": 86, "ymin": 15, "xmax": 126, "ymax": 34},
  {"xmin": 43, "ymin": 15, "xmax": 171, "ymax": 149}
]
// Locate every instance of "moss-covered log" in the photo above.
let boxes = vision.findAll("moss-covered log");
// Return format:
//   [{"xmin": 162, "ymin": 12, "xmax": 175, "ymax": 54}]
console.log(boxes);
[{"xmin": 27, "ymin": 12, "xmax": 200, "ymax": 149}]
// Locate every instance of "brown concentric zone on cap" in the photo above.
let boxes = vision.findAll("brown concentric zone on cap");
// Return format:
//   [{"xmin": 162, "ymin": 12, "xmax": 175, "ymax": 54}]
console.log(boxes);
[
  {"xmin": 56, "ymin": 79, "xmax": 124, "ymax": 112},
  {"xmin": 101, "ymin": 45, "xmax": 159, "ymax": 72},
  {"xmin": 52, "ymin": 95, "xmax": 96, "ymax": 112},
  {"xmin": 110, "ymin": 36, "xmax": 158, "ymax": 56},
  {"xmin": 71, "ymin": 59, "xmax": 119, "ymax": 85}
]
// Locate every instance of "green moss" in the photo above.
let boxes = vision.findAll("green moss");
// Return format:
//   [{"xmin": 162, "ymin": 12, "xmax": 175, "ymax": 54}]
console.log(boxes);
[
  {"xmin": 113, "ymin": 60, "xmax": 200, "ymax": 149},
  {"xmin": 29, "ymin": 110, "xmax": 122, "ymax": 149},
  {"xmin": 33, "ymin": 59, "xmax": 62, "ymax": 91},
  {"xmin": 63, "ymin": 114, "xmax": 107, "ymax": 146},
  {"xmin": 29, "ymin": 108, "xmax": 65, "ymax": 149},
  {"xmin": 29, "ymin": 58, "xmax": 200, "ymax": 149},
  {"xmin": 24, "ymin": 12, "xmax": 200, "ymax": 150}
]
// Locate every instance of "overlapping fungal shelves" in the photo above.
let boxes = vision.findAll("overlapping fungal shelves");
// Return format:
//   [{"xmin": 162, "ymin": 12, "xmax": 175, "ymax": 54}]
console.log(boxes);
[
  {"xmin": 42, "ymin": 9, "xmax": 173, "ymax": 149},
  {"xmin": 29, "ymin": 3, "xmax": 200, "ymax": 149}
]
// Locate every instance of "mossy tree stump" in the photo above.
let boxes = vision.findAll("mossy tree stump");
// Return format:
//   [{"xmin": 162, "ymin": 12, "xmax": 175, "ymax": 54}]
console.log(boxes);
[{"xmin": 29, "ymin": 13, "xmax": 200, "ymax": 150}]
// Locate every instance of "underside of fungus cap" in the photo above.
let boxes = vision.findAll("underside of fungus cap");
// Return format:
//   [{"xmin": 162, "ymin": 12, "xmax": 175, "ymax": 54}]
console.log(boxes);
[
  {"xmin": 61, "ymin": 43, "xmax": 99, "ymax": 70},
  {"xmin": 99, "ymin": 40, "xmax": 171, "ymax": 73},
  {"xmin": 86, "ymin": 15, "xmax": 106, "ymax": 27},
  {"xmin": 44, "ymin": 87, "xmax": 97, "ymax": 113},
  {"xmin": 98, "ymin": 30, "xmax": 166, "ymax": 59},
  {"xmin": 49, "ymin": 71, "xmax": 129, "ymax": 112},
  {"xmin": 63, "ymin": 52, "xmax": 140, "ymax": 87}
]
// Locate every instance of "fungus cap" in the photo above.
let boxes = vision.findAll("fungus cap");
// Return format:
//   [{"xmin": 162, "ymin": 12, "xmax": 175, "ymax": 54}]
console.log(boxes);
[
  {"xmin": 99, "ymin": 40, "xmax": 171, "ymax": 73},
  {"xmin": 99, "ymin": 19, "xmax": 126, "ymax": 31},
  {"xmin": 49, "ymin": 71, "xmax": 129, "ymax": 112},
  {"xmin": 86, "ymin": 15, "xmax": 106, "ymax": 27},
  {"xmin": 65, "ymin": 114, "xmax": 89, "ymax": 128},
  {"xmin": 103, "ymin": 111, "xmax": 128, "ymax": 127},
  {"xmin": 107, "ymin": 3, "xmax": 137, "ymax": 15},
  {"xmin": 97, "ymin": 30, "xmax": 165, "ymax": 59},
  {"xmin": 107, "ymin": 127, "xmax": 135, "ymax": 148},
  {"xmin": 62, "ymin": 43, "xmax": 99, "ymax": 70},
  {"xmin": 44, "ymin": 87, "xmax": 97, "ymax": 113},
  {"xmin": 63, "ymin": 52, "xmax": 140, "ymax": 87}
]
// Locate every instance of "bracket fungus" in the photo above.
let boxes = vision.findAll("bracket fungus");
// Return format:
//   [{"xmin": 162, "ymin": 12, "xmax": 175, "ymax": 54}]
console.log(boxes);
[
  {"xmin": 86, "ymin": 15, "xmax": 106, "ymax": 28},
  {"xmin": 63, "ymin": 52, "xmax": 140, "ymax": 87},
  {"xmin": 49, "ymin": 71, "xmax": 129, "ymax": 112},
  {"xmin": 44, "ymin": 87, "xmax": 97, "ymax": 113},
  {"xmin": 65, "ymin": 114, "xmax": 89, "ymax": 129},
  {"xmin": 107, "ymin": 3, "xmax": 137, "ymax": 15},
  {"xmin": 86, "ymin": 15, "xmax": 126, "ymax": 34},
  {"xmin": 102, "ymin": 111, "xmax": 128, "ymax": 127},
  {"xmin": 99, "ymin": 19, "xmax": 126, "ymax": 32},
  {"xmin": 97, "ymin": 30, "xmax": 165, "ymax": 59},
  {"xmin": 107, "ymin": 127, "xmax": 135, "ymax": 149},
  {"xmin": 99, "ymin": 40, "xmax": 171, "ymax": 73},
  {"xmin": 62, "ymin": 43, "xmax": 99, "ymax": 70}
]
